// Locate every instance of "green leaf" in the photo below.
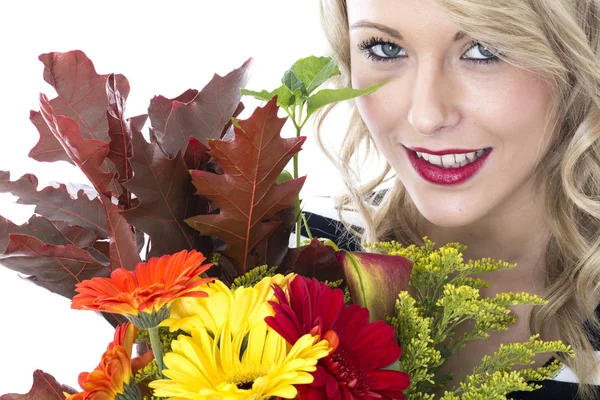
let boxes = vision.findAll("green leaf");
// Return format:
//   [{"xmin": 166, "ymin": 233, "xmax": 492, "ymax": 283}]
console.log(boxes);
[
  {"xmin": 274, "ymin": 85, "xmax": 296, "ymax": 108},
  {"xmin": 290, "ymin": 56, "xmax": 340, "ymax": 94},
  {"xmin": 241, "ymin": 86, "xmax": 297, "ymax": 109},
  {"xmin": 240, "ymin": 88, "xmax": 277, "ymax": 102},
  {"xmin": 306, "ymin": 81, "xmax": 387, "ymax": 118},
  {"xmin": 282, "ymin": 70, "xmax": 307, "ymax": 96},
  {"xmin": 276, "ymin": 170, "xmax": 293, "ymax": 184}
]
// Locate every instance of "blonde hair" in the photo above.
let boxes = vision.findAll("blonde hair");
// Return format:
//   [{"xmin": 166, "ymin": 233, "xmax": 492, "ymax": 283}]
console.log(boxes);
[{"xmin": 315, "ymin": 0, "xmax": 600, "ymax": 397}]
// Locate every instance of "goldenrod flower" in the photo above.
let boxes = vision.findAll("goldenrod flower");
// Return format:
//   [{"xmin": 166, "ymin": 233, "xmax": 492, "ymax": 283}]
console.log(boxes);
[{"xmin": 149, "ymin": 321, "xmax": 331, "ymax": 399}]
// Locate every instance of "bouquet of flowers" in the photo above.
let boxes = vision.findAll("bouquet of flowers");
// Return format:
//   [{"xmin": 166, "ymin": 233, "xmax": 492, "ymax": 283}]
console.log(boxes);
[{"xmin": 0, "ymin": 50, "xmax": 571, "ymax": 400}]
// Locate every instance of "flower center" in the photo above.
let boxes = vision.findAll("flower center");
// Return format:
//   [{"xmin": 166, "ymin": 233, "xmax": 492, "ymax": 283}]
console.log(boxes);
[
  {"xmin": 237, "ymin": 381, "xmax": 254, "ymax": 390},
  {"xmin": 227, "ymin": 370, "xmax": 267, "ymax": 391},
  {"xmin": 323, "ymin": 347, "xmax": 369, "ymax": 395}
]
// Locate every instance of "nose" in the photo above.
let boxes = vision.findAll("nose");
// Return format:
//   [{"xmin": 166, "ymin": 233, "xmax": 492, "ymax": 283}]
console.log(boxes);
[{"xmin": 407, "ymin": 62, "xmax": 461, "ymax": 136}]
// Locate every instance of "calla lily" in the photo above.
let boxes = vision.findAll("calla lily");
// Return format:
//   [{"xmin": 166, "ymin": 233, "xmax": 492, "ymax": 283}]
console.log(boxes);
[{"xmin": 336, "ymin": 250, "xmax": 413, "ymax": 322}]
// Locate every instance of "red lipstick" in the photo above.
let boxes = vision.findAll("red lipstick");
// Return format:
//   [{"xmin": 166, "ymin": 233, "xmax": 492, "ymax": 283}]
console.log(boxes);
[{"xmin": 405, "ymin": 146, "xmax": 492, "ymax": 185}]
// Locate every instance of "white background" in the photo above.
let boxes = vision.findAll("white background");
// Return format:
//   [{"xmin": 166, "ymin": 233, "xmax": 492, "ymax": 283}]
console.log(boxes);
[{"xmin": 0, "ymin": 0, "xmax": 353, "ymax": 393}]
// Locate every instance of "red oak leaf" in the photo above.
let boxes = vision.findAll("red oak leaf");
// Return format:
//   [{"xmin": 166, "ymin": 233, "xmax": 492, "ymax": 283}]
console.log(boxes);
[
  {"xmin": 148, "ymin": 88, "xmax": 197, "ymax": 141},
  {"xmin": 147, "ymin": 59, "xmax": 252, "ymax": 157},
  {"xmin": 106, "ymin": 73, "xmax": 135, "ymax": 208},
  {"xmin": 99, "ymin": 196, "xmax": 140, "ymax": 272},
  {"xmin": 0, "ymin": 215, "xmax": 81, "ymax": 252},
  {"xmin": 28, "ymin": 110, "xmax": 72, "ymax": 164},
  {"xmin": 39, "ymin": 94, "xmax": 114, "ymax": 196},
  {"xmin": 183, "ymin": 137, "xmax": 210, "ymax": 170},
  {"xmin": 186, "ymin": 97, "xmax": 305, "ymax": 274},
  {"xmin": 29, "ymin": 51, "xmax": 127, "ymax": 196},
  {"xmin": 39, "ymin": 97, "xmax": 134, "ymax": 269},
  {"xmin": 0, "ymin": 172, "xmax": 108, "ymax": 237},
  {"xmin": 28, "ymin": 51, "xmax": 129, "ymax": 161},
  {"xmin": 129, "ymin": 114, "xmax": 148, "ymax": 132},
  {"xmin": 0, "ymin": 370, "xmax": 76, "ymax": 400},
  {"xmin": 121, "ymin": 127, "xmax": 211, "ymax": 257},
  {"xmin": 51, "ymin": 221, "xmax": 97, "ymax": 249},
  {"xmin": 0, "ymin": 232, "xmax": 109, "ymax": 298}
]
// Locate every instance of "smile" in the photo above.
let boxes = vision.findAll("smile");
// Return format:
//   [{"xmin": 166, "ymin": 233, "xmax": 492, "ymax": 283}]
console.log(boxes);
[
  {"xmin": 415, "ymin": 149, "xmax": 488, "ymax": 168},
  {"xmin": 404, "ymin": 146, "xmax": 492, "ymax": 185}
]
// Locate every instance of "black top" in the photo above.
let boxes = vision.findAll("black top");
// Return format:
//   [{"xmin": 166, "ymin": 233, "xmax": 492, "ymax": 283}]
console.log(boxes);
[{"xmin": 301, "ymin": 210, "xmax": 600, "ymax": 400}]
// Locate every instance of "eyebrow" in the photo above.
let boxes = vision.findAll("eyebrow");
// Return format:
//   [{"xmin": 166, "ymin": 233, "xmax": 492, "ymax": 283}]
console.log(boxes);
[{"xmin": 350, "ymin": 20, "xmax": 466, "ymax": 42}]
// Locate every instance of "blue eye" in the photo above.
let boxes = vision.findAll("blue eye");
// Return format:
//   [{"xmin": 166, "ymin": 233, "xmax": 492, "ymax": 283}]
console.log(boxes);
[
  {"xmin": 462, "ymin": 41, "xmax": 501, "ymax": 64},
  {"xmin": 369, "ymin": 42, "xmax": 406, "ymax": 59},
  {"xmin": 357, "ymin": 37, "xmax": 501, "ymax": 65},
  {"xmin": 357, "ymin": 37, "xmax": 406, "ymax": 63}
]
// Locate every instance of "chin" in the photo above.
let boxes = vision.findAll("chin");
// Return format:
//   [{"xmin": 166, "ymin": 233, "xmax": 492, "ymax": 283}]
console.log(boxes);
[{"xmin": 412, "ymin": 196, "xmax": 485, "ymax": 229}]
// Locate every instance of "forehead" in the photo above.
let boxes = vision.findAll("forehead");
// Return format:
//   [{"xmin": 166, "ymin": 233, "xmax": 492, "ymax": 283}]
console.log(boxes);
[{"xmin": 346, "ymin": 0, "xmax": 462, "ymax": 41}]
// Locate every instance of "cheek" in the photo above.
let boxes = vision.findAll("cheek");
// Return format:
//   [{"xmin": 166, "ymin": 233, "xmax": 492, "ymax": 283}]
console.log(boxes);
[
  {"xmin": 474, "ymin": 75, "xmax": 554, "ymax": 163},
  {"xmin": 352, "ymin": 73, "xmax": 410, "ymax": 152}
]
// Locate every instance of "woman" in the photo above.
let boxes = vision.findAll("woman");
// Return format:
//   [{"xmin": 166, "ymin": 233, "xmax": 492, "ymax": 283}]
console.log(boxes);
[{"xmin": 310, "ymin": 0, "xmax": 600, "ymax": 398}]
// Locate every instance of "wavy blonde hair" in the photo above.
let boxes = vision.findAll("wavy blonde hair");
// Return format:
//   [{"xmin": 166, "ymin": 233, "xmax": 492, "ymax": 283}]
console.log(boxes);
[{"xmin": 315, "ymin": 0, "xmax": 600, "ymax": 397}]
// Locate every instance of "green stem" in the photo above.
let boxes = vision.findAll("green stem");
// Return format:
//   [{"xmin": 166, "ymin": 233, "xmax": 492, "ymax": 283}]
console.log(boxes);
[
  {"xmin": 294, "ymin": 105, "xmax": 304, "ymax": 248},
  {"xmin": 302, "ymin": 213, "xmax": 313, "ymax": 240},
  {"xmin": 148, "ymin": 326, "xmax": 165, "ymax": 375},
  {"xmin": 294, "ymin": 143, "xmax": 301, "ymax": 248}
]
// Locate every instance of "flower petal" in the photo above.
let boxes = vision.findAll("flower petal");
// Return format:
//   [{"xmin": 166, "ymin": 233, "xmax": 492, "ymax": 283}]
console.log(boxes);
[{"xmin": 336, "ymin": 250, "xmax": 412, "ymax": 322}]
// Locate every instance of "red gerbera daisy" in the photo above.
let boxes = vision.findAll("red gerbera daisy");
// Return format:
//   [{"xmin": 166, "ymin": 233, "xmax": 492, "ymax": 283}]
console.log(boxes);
[{"xmin": 266, "ymin": 276, "xmax": 410, "ymax": 400}]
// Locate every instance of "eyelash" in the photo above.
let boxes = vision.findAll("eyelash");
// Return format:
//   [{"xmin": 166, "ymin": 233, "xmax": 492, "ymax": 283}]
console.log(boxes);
[{"xmin": 357, "ymin": 37, "xmax": 501, "ymax": 65}]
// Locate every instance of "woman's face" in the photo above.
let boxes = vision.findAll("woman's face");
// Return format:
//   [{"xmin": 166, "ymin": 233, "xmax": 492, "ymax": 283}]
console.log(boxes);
[{"xmin": 347, "ymin": 0, "xmax": 555, "ymax": 228}]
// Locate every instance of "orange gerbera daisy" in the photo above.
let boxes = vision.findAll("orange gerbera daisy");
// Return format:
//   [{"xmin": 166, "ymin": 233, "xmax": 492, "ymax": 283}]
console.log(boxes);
[
  {"xmin": 66, "ymin": 322, "xmax": 151, "ymax": 400},
  {"xmin": 72, "ymin": 250, "xmax": 214, "ymax": 328}
]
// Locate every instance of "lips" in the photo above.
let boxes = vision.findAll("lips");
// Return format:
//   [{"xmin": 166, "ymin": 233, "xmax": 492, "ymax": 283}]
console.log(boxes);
[{"xmin": 404, "ymin": 146, "xmax": 492, "ymax": 185}]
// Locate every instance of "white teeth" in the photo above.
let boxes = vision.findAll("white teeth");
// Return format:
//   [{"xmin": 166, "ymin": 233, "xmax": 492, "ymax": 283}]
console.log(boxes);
[
  {"xmin": 416, "ymin": 151, "xmax": 431, "ymax": 161},
  {"xmin": 441, "ymin": 154, "xmax": 455, "ymax": 167},
  {"xmin": 415, "ymin": 149, "xmax": 488, "ymax": 169},
  {"xmin": 428, "ymin": 155, "xmax": 443, "ymax": 167}
]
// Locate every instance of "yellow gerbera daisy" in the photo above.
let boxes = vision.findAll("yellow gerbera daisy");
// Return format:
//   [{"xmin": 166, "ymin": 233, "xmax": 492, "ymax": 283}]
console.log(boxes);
[
  {"xmin": 149, "ymin": 320, "xmax": 331, "ymax": 399},
  {"xmin": 162, "ymin": 274, "xmax": 294, "ymax": 334}
]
